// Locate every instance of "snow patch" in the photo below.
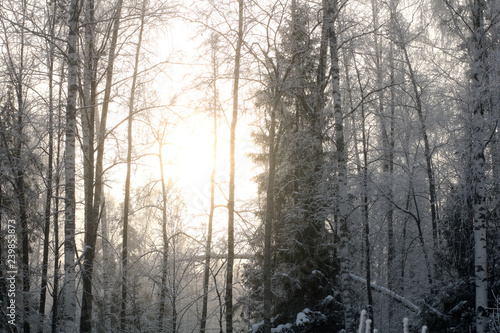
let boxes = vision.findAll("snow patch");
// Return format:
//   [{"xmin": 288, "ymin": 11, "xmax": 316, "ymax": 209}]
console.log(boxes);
[
  {"xmin": 296, "ymin": 308, "xmax": 311, "ymax": 326},
  {"xmin": 322, "ymin": 295, "xmax": 334, "ymax": 305},
  {"xmin": 271, "ymin": 323, "xmax": 293, "ymax": 332},
  {"xmin": 252, "ymin": 321, "xmax": 264, "ymax": 333}
]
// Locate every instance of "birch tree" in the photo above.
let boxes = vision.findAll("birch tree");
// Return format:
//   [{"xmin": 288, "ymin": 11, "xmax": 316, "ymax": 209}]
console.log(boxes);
[
  {"xmin": 469, "ymin": 0, "xmax": 488, "ymax": 331},
  {"xmin": 63, "ymin": 0, "xmax": 80, "ymax": 330},
  {"xmin": 326, "ymin": 0, "xmax": 354, "ymax": 329}
]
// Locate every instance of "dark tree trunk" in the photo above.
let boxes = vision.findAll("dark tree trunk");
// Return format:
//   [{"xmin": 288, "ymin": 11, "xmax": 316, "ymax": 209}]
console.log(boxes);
[
  {"xmin": 200, "ymin": 36, "xmax": 219, "ymax": 333},
  {"xmin": 122, "ymin": 3, "xmax": 146, "ymax": 331},
  {"xmin": 226, "ymin": 1, "xmax": 243, "ymax": 332}
]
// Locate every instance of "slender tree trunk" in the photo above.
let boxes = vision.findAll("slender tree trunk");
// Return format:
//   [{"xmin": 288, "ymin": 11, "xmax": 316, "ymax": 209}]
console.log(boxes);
[
  {"xmin": 52, "ymin": 62, "xmax": 65, "ymax": 333},
  {"xmin": 39, "ymin": 11, "xmax": 56, "ymax": 326},
  {"xmin": 94, "ymin": 4, "xmax": 123, "ymax": 331},
  {"xmin": 353, "ymin": 58, "xmax": 374, "ymax": 325},
  {"xmin": 263, "ymin": 95, "xmax": 278, "ymax": 333},
  {"xmin": 91, "ymin": 3, "xmax": 123, "ymax": 331},
  {"xmin": 16, "ymin": 103, "xmax": 30, "ymax": 333},
  {"xmin": 401, "ymin": 46, "xmax": 439, "ymax": 267},
  {"xmin": 158, "ymin": 129, "xmax": 169, "ymax": 332},
  {"xmin": 200, "ymin": 36, "xmax": 219, "ymax": 333},
  {"xmin": 8, "ymin": 3, "xmax": 31, "ymax": 331},
  {"xmin": 121, "ymin": 3, "xmax": 146, "ymax": 331},
  {"xmin": 385, "ymin": 1, "xmax": 397, "ymax": 328},
  {"xmin": 100, "ymin": 198, "xmax": 112, "ymax": 332},
  {"xmin": 408, "ymin": 181, "xmax": 434, "ymax": 290},
  {"xmin": 64, "ymin": 0, "xmax": 80, "ymax": 330},
  {"xmin": 0, "ymin": 177, "xmax": 4, "ymax": 333},
  {"xmin": 226, "ymin": 1, "xmax": 243, "ymax": 332},
  {"xmin": 172, "ymin": 288, "xmax": 177, "ymax": 333}
]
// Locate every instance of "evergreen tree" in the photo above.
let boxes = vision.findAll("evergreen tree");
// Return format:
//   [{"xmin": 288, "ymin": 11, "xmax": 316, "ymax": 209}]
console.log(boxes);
[{"xmin": 244, "ymin": 1, "xmax": 341, "ymax": 330}]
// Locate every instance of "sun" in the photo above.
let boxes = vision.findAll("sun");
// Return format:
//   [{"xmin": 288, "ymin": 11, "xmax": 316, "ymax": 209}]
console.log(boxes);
[
  {"xmin": 160, "ymin": 114, "xmax": 221, "ymax": 212},
  {"xmin": 172, "ymin": 120, "xmax": 215, "ymax": 189}
]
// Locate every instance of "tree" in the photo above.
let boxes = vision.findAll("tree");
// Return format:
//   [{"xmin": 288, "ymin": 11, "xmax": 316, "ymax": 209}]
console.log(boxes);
[
  {"xmin": 122, "ymin": 1, "xmax": 147, "ymax": 331},
  {"xmin": 63, "ymin": 0, "xmax": 80, "ymax": 330},
  {"xmin": 326, "ymin": 0, "xmax": 354, "ymax": 329},
  {"xmin": 38, "ymin": 0, "xmax": 58, "ymax": 329},
  {"xmin": 469, "ymin": 0, "xmax": 488, "ymax": 331},
  {"xmin": 226, "ymin": 1, "xmax": 244, "ymax": 332},
  {"xmin": 200, "ymin": 32, "xmax": 220, "ymax": 333},
  {"xmin": 244, "ymin": 1, "xmax": 342, "ymax": 331}
]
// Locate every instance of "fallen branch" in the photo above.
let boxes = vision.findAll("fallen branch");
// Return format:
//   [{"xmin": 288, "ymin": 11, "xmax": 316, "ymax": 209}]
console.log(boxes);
[{"xmin": 349, "ymin": 273, "xmax": 420, "ymax": 313}]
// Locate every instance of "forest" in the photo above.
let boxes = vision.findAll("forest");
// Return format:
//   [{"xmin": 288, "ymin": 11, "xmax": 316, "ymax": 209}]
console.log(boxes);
[{"xmin": 0, "ymin": 0, "xmax": 499, "ymax": 332}]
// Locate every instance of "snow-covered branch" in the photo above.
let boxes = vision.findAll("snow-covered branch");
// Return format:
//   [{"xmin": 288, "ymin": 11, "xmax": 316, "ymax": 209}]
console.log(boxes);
[{"xmin": 349, "ymin": 273, "xmax": 420, "ymax": 313}]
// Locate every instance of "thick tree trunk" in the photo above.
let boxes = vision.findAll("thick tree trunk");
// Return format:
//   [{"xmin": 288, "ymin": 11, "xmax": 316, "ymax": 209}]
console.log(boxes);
[
  {"xmin": 226, "ymin": 1, "xmax": 243, "ymax": 332},
  {"xmin": 80, "ymin": 0, "xmax": 98, "ymax": 329},
  {"xmin": 470, "ymin": 1, "xmax": 488, "ymax": 332},
  {"xmin": 64, "ymin": 0, "xmax": 80, "ymax": 330},
  {"xmin": 326, "ymin": 0, "xmax": 353, "ymax": 330}
]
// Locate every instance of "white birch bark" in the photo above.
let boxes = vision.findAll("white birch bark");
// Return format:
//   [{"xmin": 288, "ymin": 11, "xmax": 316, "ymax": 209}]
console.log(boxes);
[
  {"xmin": 63, "ymin": 0, "xmax": 80, "ymax": 330},
  {"xmin": 327, "ymin": 0, "xmax": 353, "ymax": 330},
  {"xmin": 470, "ymin": 1, "xmax": 488, "ymax": 332}
]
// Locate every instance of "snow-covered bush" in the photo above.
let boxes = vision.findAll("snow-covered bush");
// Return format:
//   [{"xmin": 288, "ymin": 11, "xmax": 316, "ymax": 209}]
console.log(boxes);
[{"xmin": 250, "ymin": 295, "xmax": 343, "ymax": 333}]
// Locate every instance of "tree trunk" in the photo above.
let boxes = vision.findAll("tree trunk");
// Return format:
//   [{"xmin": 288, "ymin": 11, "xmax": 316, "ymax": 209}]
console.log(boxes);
[
  {"xmin": 226, "ymin": 1, "xmax": 243, "ymax": 332},
  {"xmin": 158, "ymin": 129, "xmax": 169, "ymax": 332},
  {"xmin": 64, "ymin": 0, "xmax": 80, "ymax": 330},
  {"xmin": 263, "ymin": 95, "xmax": 278, "ymax": 333},
  {"xmin": 401, "ymin": 45, "xmax": 439, "ymax": 273},
  {"xmin": 200, "ymin": 35, "xmax": 219, "ymax": 333},
  {"xmin": 121, "ymin": 3, "xmax": 146, "ymax": 331},
  {"xmin": 327, "ymin": 0, "xmax": 353, "ymax": 330},
  {"xmin": 39, "ymin": 2, "xmax": 56, "ymax": 322},
  {"xmin": 354, "ymin": 58, "xmax": 374, "ymax": 324},
  {"xmin": 470, "ymin": 1, "xmax": 488, "ymax": 332},
  {"xmin": 52, "ymin": 61, "xmax": 65, "ymax": 333},
  {"xmin": 80, "ymin": 0, "xmax": 97, "ymax": 328}
]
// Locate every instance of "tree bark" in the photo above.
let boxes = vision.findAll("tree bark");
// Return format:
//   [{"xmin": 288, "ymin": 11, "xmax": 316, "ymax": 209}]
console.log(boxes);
[
  {"xmin": 470, "ymin": 1, "xmax": 488, "ymax": 332},
  {"xmin": 158, "ymin": 127, "xmax": 169, "ymax": 333},
  {"xmin": 263, "ymin": 95, "xmax": 278, "ymax": 333},
  {"xmin": 354, "ymin": 58, "xmax": 374, "ymax": 325},
  {"xmin": 200, "ymin": 35, "xmax": 219, "ymax": 333},
  {"xmin": 39, "ymin": 0, "xmax": 56, "ymax": 323},
  {"xmin": 51, "ymin": 60, "xmax": 65, "ymax": 333},
  {"xmin": 121, "ymin": 2, "xmax": 146, "ymax": 331},
  {"xmin": 326, "ymin": 0, "xmax": 353, "ymax": 330},
  {"xmin": 64, "ymin": 0, "xmax": 80, "ymax": 330},
  {"xmin": 401, "ymin": 45, "xmax": 439, "ymax": 270}
]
